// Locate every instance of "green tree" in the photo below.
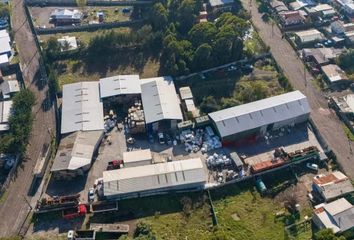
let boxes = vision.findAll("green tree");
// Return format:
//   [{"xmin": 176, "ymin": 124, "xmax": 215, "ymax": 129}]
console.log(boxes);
[
  {"xmin": 177, "ymin": 0, "xmax": 197, "ymax": 34},
  {"xmin": 188, "ymin": 22, "xmax": 217, "ymax": 47},
  {"xmin": 45, "ymin": 37, "xmax": 61, "ymax": 61},
  {"xmin": 200, "ymin": 96, "xmax": 219, "ymax": 113},
  {"xmin": 337, "ymin": 49, "xmax": 354, "ymax": 74},
  {"xmin": 314, "ymin": 229, "xmax": 346, "ymax": 240},
  {"xmin": 236, "ymin": 81, "xmax": 269, "ymax": 103},
  {"xmin": 76, "ymin": 0, "xmax": 86, "ymax": 10},
  {"xmin": 215, "ymin": 12, "xmax": 249, "ymax": 37},
  {"xmin": 192, "ymin": 43, "xmax": 212, "ymax": 70},
  {"xmin": 0, "ymin": 3, "xmax": 9, "ymax": 18},
  {"xmin": 150, "ymin": 3, "xmax": 168, "ymax": 30}
]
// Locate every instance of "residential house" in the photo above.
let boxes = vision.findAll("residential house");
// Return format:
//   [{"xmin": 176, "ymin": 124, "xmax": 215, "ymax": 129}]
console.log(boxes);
[
  {"xmin": 57, "ymin": 36, "xmax": 78, "ymax": 51},
  {"xmin": 0, "ymin": 100, "xmax": 12, "ymax": 132},
  {"xmin": 313, "ymin": 198, "xmax": 354, "ymax": 234},
  {"xmin": 312, "ymin": 171, "xmax": 354, "ymax": 202},
  {"xmin": 294, "ymin": 29, "xmax": 325, "ymax": 45},
  {"xmin": 279, "ymin": 11, "xmax": 305, "ymax": 26},
  {"xmin": 321, "ymin": 64, "xmax": 352, "ymax": 88},
  {"xmin": 50, "ymin": 9, "xmax": 83, "ymax": 25}
]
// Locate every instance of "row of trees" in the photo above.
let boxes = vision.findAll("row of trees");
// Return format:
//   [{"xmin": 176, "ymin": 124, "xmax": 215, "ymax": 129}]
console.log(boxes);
[
  {"xmin": 0, "ymin": 89, "xmax": 36, "ymax": 154},
  {"xmin": 337, "ymin": 49, "xmax": 354, "ymax": 74}
]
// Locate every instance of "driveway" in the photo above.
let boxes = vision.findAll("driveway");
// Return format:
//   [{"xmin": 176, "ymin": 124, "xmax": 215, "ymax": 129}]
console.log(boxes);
[
  {"xmin": 241, "ymin": 0, "xmax": 354, "ymax": 177},
  {"xmin": 0, "ymin": 0, "xmax": 56, "ymax": 237}
]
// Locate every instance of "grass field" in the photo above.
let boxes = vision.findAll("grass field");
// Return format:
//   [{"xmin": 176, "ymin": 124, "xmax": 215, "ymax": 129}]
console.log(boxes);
[{"xmin": 38, "ymin": 27, "xmax": 131, "ymax": 45}]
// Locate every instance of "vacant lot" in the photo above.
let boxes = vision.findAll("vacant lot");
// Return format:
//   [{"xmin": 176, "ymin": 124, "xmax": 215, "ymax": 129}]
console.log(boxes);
[{"xmin": 38, "ymin": 27, "xmax": 131, "ymax": 45}]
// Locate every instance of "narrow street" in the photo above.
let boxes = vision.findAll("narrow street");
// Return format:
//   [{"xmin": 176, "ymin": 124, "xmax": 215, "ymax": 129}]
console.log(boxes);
[
  {"xmin": 241, "ymin": 0, "xmax": 354, "ymax": 177},
  {"xmin": 0, "ymin": 0, "xmax": 56, "ymax": 237}
]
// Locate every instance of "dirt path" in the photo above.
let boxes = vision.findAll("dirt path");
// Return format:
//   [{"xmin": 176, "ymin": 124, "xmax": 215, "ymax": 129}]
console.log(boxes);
[
  {"xmin": 241, "ymin": 0, "xmax": 354, "ymax": 177},
  {"xmin": 0, "ymin": 0, "xmax": 56, "ymax": 237}
]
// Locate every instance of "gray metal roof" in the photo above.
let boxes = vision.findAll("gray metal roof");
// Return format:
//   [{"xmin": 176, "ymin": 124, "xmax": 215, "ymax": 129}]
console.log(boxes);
[
  {"xmin": 51, "ymin": 130, "xmax": 103, "ymax": 172},
  {"xmin": 209, "ymin": 91, "xmax": 311, "ymax": 138},
  {"xmin": 140, "ymin": 77, "xmax": 183, "ymax": 124},
  {"xmin": 0, "ymin": 30, "xmax": 11, "ymax": 55},
  {"xmin": 103, "ymin": 158, "xmax": 206, "ymax": 197},
  {"xmin": 0, "ymin": 100, "xmax": 12, "ymax": 131},
  {"xmin": 61, "ymin": 82, "xmax": 104, "ymax": 134},
  {"xmin": 209, "ymin": 0, "xmax": 234, "ymax": 7},
  {"xmin": 99, "ymin": 75, "xmax": 141, "ymax": 98}
]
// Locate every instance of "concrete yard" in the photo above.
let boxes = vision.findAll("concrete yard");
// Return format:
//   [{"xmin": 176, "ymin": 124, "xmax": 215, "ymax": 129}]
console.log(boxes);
[{"xmin": 235, "ymin": 124, "xmax": 324, "ymax": 166}]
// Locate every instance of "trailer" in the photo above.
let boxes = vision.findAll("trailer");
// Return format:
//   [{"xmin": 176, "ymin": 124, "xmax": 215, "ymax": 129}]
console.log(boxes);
[
  {"xmin": 91, "ymin": 201, "xmax": 118, "ymax": 213},
  {"xmin": 35, "ymin": 194, "xmax": 80, "ymax": 213},
  {"xmin": 90, "ymin": 223, "xmax": 129, "ymax": 233},
  {"xmin": 67, "ymin": 230, "xmax": 96, "ymax": 240},
  {"xmin": 63, "ymin": 204, "xmax": 87, "ymax": 219}
]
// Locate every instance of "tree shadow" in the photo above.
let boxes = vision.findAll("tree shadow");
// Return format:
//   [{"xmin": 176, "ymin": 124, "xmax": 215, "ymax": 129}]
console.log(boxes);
[
  {"xmin": 41, "ymin": 89, "xmax": 54, "ymax": 112},
  {"xmin": 32, "ymin": 69, "xmax": 47, "ymax": 91}
]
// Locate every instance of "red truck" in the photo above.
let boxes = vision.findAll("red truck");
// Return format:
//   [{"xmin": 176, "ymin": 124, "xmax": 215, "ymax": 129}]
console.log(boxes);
[
  {"xmin": 106, "ymin": 160, "xmax": 123, "ymax": 170},
  {"xmin": 62, "ymin": 204, "xmax": 87, "ymax": 219}
]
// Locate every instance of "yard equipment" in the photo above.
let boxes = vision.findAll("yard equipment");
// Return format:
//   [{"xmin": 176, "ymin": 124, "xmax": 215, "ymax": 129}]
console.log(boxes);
[
  {"xmin": 107, "ymin": 160, "xmax": 123, "ymax": 170},
  {"xmin": 62, "ymin": 204, "xmax": 87, "ymax": 219}
]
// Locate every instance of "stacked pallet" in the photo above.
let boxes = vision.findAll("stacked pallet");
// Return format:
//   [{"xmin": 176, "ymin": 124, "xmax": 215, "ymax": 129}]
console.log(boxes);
[{"xmin": 126, "ymin": 101, "xmax": 145, "ymax": 134}]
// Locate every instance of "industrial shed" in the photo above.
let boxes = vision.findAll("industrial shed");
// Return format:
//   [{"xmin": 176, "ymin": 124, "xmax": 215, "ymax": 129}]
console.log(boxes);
[
  {"xmin": 208, "ymin": 91, "xmax": 311, "ymax": 143},
  {"xmin": 0, "ymin": 100, "xmax": 12, "ymax": 131},
  {"xmin": 123, "ymin": 149, "xmax": 152, "ymax": 168},
  {"xmin": 61, "ymin": 82, "xmax": 104, "ymax": 134},
  {"xmin": 51, "ymin": 130, "xmax": 104, "ymax": 179},
  {"xmin": 140, "ymin": 76, "xmax": 183, "ymax": 131},
  {"xmin": 103, "ymin": 158, "xmax": 206, "ymax": 199},
  {"xmin": 99, "ymin": 75, "xmax": 141, "ymax": 102}
]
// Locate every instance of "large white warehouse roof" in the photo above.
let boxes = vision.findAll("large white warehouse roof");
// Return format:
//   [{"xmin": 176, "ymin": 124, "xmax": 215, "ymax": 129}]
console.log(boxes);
[
  {"xmin": 209, "ymin": 90, "xmax": 311, "ymax": 138},
  {"xmin": 99, "ymin": 75, "xmax": 141, "ymax": 98},
  {"xmin": 61, "ymin": 81, "xmax": 104, "ymax": 134},
  {"xmin": 103, "ymin": 158, "xmax": 206, "ymax": 197},
  {"xmin": 140, "ymin": 76, "xmax": 183, "ymax": 124}
]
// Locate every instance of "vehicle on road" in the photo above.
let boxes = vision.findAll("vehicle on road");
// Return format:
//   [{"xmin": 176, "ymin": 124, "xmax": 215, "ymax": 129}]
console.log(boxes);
[{"xmin": 62, "ymin": 204, "xmax": 87, "ymax": 219}]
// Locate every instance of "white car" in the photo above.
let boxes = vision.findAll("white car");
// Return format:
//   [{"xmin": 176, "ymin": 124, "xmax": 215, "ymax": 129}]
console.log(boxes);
[
  {"xmin": 306, "ymin": 163, "xmax": 319, "ymax": 171},
  {"xmin": 88, "ymin": 188, "xmax": 95, "ymax": 202},
  {"xmin": 158, "ymin": 133, "xmax": 165, "ymax": 144}
]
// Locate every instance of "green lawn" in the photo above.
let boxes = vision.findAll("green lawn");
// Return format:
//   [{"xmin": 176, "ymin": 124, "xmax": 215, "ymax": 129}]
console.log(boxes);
[
  {"xmin": 82, "ymin": 7, "xmax": 132, "ymax": 24},
  {"xmin": 343, "ymin": 124, "xmax": 354, "ymax": 141}
]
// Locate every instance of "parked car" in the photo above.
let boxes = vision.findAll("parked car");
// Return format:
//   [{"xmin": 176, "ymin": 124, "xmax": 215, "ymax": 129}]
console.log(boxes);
[
  {"xmin": 307, "ymin": 192, "xmax": 315, "ymax": 203},
  {"xmin": 306, "ymin": 163, "xmax": 319, "ymax": 171},
  {"xmin": 314, "ymin": 43, "xmax": 324, "ymax": 48},
  {"xmin": 88, "ymin": 188, "xmax": 95, "ymax": 202},
  {"xmin": 158, "ymin": 133, "xmax": 165, "ymax": 144},
  {"xmin": 227, "ymin": 65, "xmax": 238, "ymax": 71}
]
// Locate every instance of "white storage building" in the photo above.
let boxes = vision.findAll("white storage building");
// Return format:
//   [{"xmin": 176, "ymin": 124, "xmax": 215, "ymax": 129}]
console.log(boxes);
[
  {"xmin": 61, "ymin": 81, "xmax": 104, "ymax": 134},
  {"xmin": 295, "ymin": 29, "xmax": 324, "ymax": 44},
  {"xmin": 99, "ymin": 75, "xmax": 141, "ymax": 99},
  {"xmin": 0, "ymin": 30, "xmax": 11, "ymax": 58},
  {"xmin": 209, "ymin": 91, "xmax": 311, "ymax": 142},
  {"xmin": 140, "ymin": 76, "xmax": 183, "ymax": 131},
  {"xmin": 0, "ymin": 100, "xmax": 12, "ymax": 131},
  {"xmin": 103, "ymin": 158, "xmax": 206, "ymax": 199},
  {"xmin": 123, "ymin": 149, "xmax": 152, "ymax": 168}
]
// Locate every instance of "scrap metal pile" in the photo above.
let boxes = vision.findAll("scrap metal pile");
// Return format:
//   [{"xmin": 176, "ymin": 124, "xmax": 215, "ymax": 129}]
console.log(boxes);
[
  {"xmin": 180, "ymin": 126, "xmax": 222, "ymax": 153},
  {"xmin": 125, "ymin": 101, "xmax": 145, "ymax": 134}
]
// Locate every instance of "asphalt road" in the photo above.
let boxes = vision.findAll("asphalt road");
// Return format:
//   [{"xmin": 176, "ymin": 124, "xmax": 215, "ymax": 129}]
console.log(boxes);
[
  {"xmin": 242, "ymin": 0, "xmax": 354, "ymax": 177},
  {"xmin": 0, "ymin": 0, "xmax": 56, "ymax": 237}
]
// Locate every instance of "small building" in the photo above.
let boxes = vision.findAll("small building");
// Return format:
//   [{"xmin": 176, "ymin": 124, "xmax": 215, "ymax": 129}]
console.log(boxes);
[
  {"xmin": 321, "ymin": 64, "xmax": 351, "ymax": 88},
  {"xmin": 0, "ymin": 100, "xmax": 12, "ymax": 131},
  {"xmin": 179, "ymin": 86, "xmax": 200, "ymax": 118},
  {"xmin": 330, "ymin": 94, "xmax": 354, "ymax": 118},
  {"xmin": 140, "ymin": 76, "xmax": 183, "ymax": 132},
  {"xmin": 0, "ymin": 30, "xmax": 11, "ymax": 58},
  {"xmin": 295, "ymin": 29, "xmax": 325, "ymax": 45},
  {"xmin": 290, "ymin": 0, "xmax": 316, "ymax": 10},
  {"xmin": 51, "ymin": 130, "xmax": 103, "ymax": 179},
  {"xmin": 123, "ymin": 149, "xmax": 152, "ymax": 168},
  {"xmin": 301, "ymin": 48, "xmax": 343, "ymax": 66},
  {"xmin": 344, "ymin": 31, "xmax": 354, "ymax": 43},
  {"xmin": 0, "ymin": 54, "xmax": 9, "ymax": 69},
  {"xmin": 208, "ymin": 91, "xmax": 311, "ymax": 143},
  {"xmin": 50, "ymin": 9, "xmax": 83, "ymax": 25},
  {"xmin": 99, "ymin": 75, "xmax": 141, "ymax": 103},
  {"xmin": 306, "ymin": 4, "xmax": 336, "ymax": 18},
  {"xmin": 279, "ymin": 11, "xmax": 304, "ymax": 26},
  {"xmin": 0, "ymin": 77, "xmax": 20, "ymax": 99},
  {"xmin": 343, "ymin": 2, "xmax": 354, "ymax": 17},
  {"xmin": 331, "ymin": 21, "xmax": 354, "ymax": 35},
  {"xmin": 57, "ymin": 36, "xmax": 78, "ymax": 52},
  {"xmin": 313, "ymin": 198, "xmax": 354, "ymax": 234},
  {"xmin": 61, "ymin": 81, "xmax": 104, "ymax": 134},
  {"xmin": 312, "ymin": 171, "xmax": 354, "ymax": 202},
  {"xmin": 209, "ymin": 0, "xmax": 234, "ymax": 13},
  {"xmin": 103, "ymin": 158, "xmax": 206, "ymax": 199}
]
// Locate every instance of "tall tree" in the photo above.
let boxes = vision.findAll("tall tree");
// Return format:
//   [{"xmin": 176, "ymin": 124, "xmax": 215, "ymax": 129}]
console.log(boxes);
[
  {"xmin": 188, "ymin": 22, "xmax": 217, "ymax": 47},
  {"xmin": 150, "ymin": 3, "xmax": 168, "ymax": 30},
  {"xmin": 192, "ymin": 43, "xmax": 212, "ymax": 70}
]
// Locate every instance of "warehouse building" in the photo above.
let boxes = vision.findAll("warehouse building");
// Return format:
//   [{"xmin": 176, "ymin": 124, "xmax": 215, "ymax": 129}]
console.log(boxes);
[
  {"xmin": 99, "ymin": 75, "xmax": 141, "ymax": 103},
  {"xmin": 61, "ymin": 81, "xmax": 104, "ymax": 134},
  {"xmin": 50, "ymin": 9, "xmax": 83, "ymax": 25},
  {"xmin": 209, "ymin": 91, "xmax": 311, "ymax": 143},
  {"xmin": 103, "ymin": 158, "xmax": 206, "ymax": 199},
  {"xmin": 51, "ymin": 130, "xmax": 103, "ymax": 179},
  {"xmin": 141, "ymin": 77, "xmax": 183, "ymax": 132},
  {"xmin": 123, "ymin": 149, "xmax": 152, "ymax": 168}
]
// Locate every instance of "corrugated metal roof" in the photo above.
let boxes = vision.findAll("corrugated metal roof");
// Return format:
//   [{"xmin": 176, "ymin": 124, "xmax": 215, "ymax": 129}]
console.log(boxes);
[
  {"xmin": 209, "ymin": 91, "xmax": 311, "ymax": 138},
  {"xmin": 103, "ymin": 158, "xmax": 206, "ymax": 197},
  {"xmin": 140, "ymin": 77, "xmax": 183, "ymax": 124},
  {"xmin": 123, "ymin": 149, "xmax": 152, "ymax": 164},
  {"xmin": 0, "ymin": 30, "xmax": 11, "ymax": 55},
  {"xmin": 179, "ymin": 86, "xmax": 193, "ymax": 100},
  {"xmin": 99, "ymin": 75, "xmax": 141, "ymax": 98},
  {"xmin": 51, "ymin": 130, "xmax": 103, "ymax": 171},
  {"xmin": 0, "ymin": 100, "xmax": 12, "ymax": 131},
  {"xmin": 0, "ymin": 80, "xmax": 19, "ymax": 99},
  {"xmin": 61, "ymin": 82, "xmax": 104, "ymax": 134},
  {"xmin": 295, "ymin": 29, "xmax": 324, "ymax": 43}
]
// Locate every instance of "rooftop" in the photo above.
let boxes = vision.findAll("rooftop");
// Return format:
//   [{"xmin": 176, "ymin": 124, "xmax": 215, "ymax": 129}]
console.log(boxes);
[
  {"xmin": 140, "ymin": 76, "xmax": 183, "ymax": 124},
  {"xmin": 209, "ymin": 0, "xmax": 234, "ymax": 7},
  {"xmin": 51, "ymin": 9, "xmax": 83, "ymax": 20},
  {"xmin": 0, "ymin": 100, "xmax": 12, "ymax": 131},
  {"xmin": 179, "ymin": 86, "xmax": 193, "ymax": 100},
  {"xmin": 61, "ymin": 81, "xmax": 104, "ymax": 134},
  {"xmin": 295, "ymin": 29, "xmax": 324, "ymax": 43},
  {"xmin": 331, "ymin": 94, "xmax": 354, "ymax": 114},
  {"xmin": 57, "ymin": 36, "xmax": 78, "ymax": 51},
  {"xmin": 123, "ymin": 149, "xmax": 152, "ymax": 164},
  {"xmin": 209, "ymin": 91, "xmax": 311, "ymax": 138},
  {"xmin": 99, "ymin": 75, "xmax": 141, "ymax": 98},
  {"xmin": 51, "ymin": 130, "xmax": 103, "ymax": 171},
  {"xmin": 321, "ymin": 64, "xmax": 348, "ymax": 83},
  {"xmin": 0, "ymin": 79, "xmax": 20, "ymax": 99},
  {"xmin": 103, "ymin": 158, "xmax": 206, "ymax": 197}
]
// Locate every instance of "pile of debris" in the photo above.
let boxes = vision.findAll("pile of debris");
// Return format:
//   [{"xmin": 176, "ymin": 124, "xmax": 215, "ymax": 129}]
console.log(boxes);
[
  {"xmin": 104, "ymin": 110, "xmax": 117, "ymax": 133},
  {"xmin": 181, "ymin": 127, "xmax": 222, "ymax": 153},
  {"xmin": 125, "ymin": 101, "xmax": 145, "ymax": 134},
  {"xmin": 206, "ymin": 153, "xmax": 232, "ymax": 169}
]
